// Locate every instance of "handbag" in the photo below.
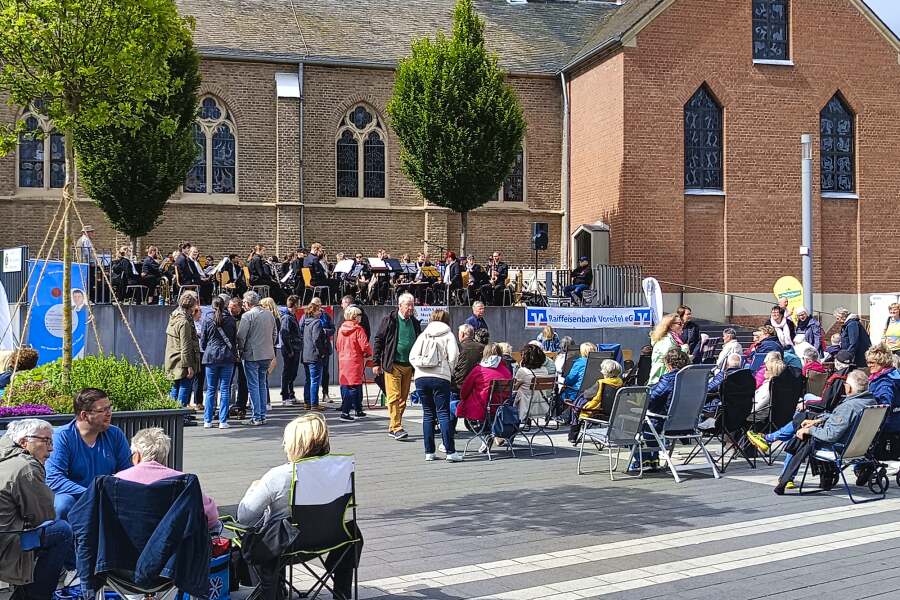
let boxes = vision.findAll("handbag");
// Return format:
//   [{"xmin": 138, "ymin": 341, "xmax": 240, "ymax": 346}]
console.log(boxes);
[
  {"xmin": 216, "ymin": 325, "xmax": 239, "ymax": 361},
  {"xmin": 491, "ymin": 403, "xmax": 520, "ymax": 440},
  {"xmin": 240, "ymin": 517, "xmax": 299, "ymax": 565}
]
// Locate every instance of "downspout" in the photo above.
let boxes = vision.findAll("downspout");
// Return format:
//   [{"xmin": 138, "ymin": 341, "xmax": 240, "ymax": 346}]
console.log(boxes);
[
  {"xmin": 559, "ymin": 71, "xmax": 570, "ymax": 269},
  {"xmin": 298, "ymin": 61, "xmax": 306, "ymax": 249}
]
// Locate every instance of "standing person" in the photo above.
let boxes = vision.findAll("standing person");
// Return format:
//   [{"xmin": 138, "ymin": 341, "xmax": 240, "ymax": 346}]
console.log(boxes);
[
  {"xmin": 45, "ymin": 389, "xmax": 132, "ymax": 520},
  {"xmin": 677, "ymin": 305, "xmax": 702, "ymax": 362},
  {"xmin": 335, "ymin": 306, "xmax": 372, "ymax": 420},
  {"xmin": 410, "ymin": 309, "xmax": 461, "ymax": 462},
  {"xmin": 372, "ymin": 292, "xmax": 422, "ymax": 440},
  {"xmin": 260, "ymin": 297, "xmax": 283, "ymax": 408},
  {"xmin": 770, "ymin": 304, "xmax": 796, "ymax": 349},
  {"xmin": 141, "ymin": 246, "xmax": 163, "ymax": 304},
  {"xmin": 299, "ymin": 301, "xmax": 328, "ymax": 411},
  {"xmin": 310, "ymin": 297, "xmax": 335, "ymax": 403},
  {"xmin": 228, "ymin": 297, "xmax": 249, "ymax": 419},
  {"xmin": 200, "ymin": 296, "xmax": 237, "ymax": 429},
  {"xmin": 280, "ymin": 295, "xmax": 302, "ymax": 406},
  {"xmin": 535, "ymin": 325, "xmax": 561, "ymax": 353},
  {"xmin": 563, "ymin": 256, "xmax": 593, "ymax": 304},
  {"xmin": 834, "ymin": 307, "xmax": 871, "ymax": 369},
  {"xmin": 881, "ymin": 302, "xmax": 900, "ymax": 355},
  {"xmin": 165, "ymin": 291, "xmax": 201, "ymax": 408},
  {"xmin": 237, "ymin": 291, "xmax": 276, "ymax": 426},
  {"xmin": 0, "ymin": 419, "xmax": 75, "ymax": 599},
  {"xmin": 465, "ymin": 301, "xmax": 488, "ymax": 333},
  {"xmin": 75, "ymin": 225, "xmax": 98, "ymax": 302},
  {"xmin": 795, "ymin": 307, "xmax": 824, "ymax": 353},
  {"xmin": 341, "ymin": 295, "xmax": 371, "ymax": 340},
  {"xmin": 648, "ymin": 313, "xmax": 689, "ymax": 385}
]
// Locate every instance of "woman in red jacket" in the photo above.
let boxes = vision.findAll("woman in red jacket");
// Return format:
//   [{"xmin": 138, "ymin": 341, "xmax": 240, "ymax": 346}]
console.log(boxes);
[
  {"xmin": 336, "ymin": 306, "xmax": 372, "ymax": 421},
  {"xmin": 457, "ymin": 343, "xmax": 513, "ymax": 423}
]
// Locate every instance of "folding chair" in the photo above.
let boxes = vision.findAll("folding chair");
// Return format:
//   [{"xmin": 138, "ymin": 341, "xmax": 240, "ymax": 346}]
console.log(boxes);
[
  {"xmin": 125, "ymin": 284, "xmax": 148, "ymax": 304},
  {"xmin": 690, "ymin": 368, "xmax": 756, "ymax": 472},
  {"xmin": 805, "ymin": 370, "xmax": 829, "ymax": 397},
  {"xmin": 633, "ymin": 354, "xmax": 652, "ymax": 386},
  {"xmin": 224, "ymin": 455, "xmax": 361, "ymax": 600},
  {"xmin": 577, "ymin": 386, "xmax": 650, "ymax": 479},
  {"xmin": 463, "ymin": 379, "xmax": 517, "ymax": 461},
  {"xmin": 799, "ymin": 404, "xmax": 890, "ymax": 504},
  {"xmin": 517, "ymin": 375, "xmax": 558, "ymax": 456},
  {"xmin": 644, "ymin": 364, "xmax": 721, "ymax": 483},
  {"xmin": 699, "ymin": 337, "xmax": 721, "ymax": 364},
  {"xmin": 561, "ymin": 352, "xmax": 615, "ymax": 418},
  {"xmin": 754, "ymin": 370, "xmax": 803, "ymax": 465}
]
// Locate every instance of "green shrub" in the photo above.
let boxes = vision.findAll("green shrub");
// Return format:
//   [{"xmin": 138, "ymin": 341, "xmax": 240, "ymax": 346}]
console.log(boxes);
[{"xmin": 6, "ymin": 355, "xmax": 176, "ymax": 413}]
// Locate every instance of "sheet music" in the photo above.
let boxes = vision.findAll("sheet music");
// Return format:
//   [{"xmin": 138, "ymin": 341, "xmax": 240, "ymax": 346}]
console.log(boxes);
[
  {"xmin": 213, "ymin": 256, "xmax": 229, "ymax": 274},
  {"xmin": 333, "ymin": 259, "xmax": 355, "ymax": 274},
  {"xmin": 368, "ymin": 258, "xmax": 387, "ymax": 269},
  {"xmin": 280, "ymin": 268, "xmax": 293, "ymax": 283}
]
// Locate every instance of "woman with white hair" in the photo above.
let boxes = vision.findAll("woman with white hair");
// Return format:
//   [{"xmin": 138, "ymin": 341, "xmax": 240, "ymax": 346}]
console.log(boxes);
[
  {"xmin": 834, "ymin": 306, "xmax": 871, "ymax": 368},
  {"xmin": 752, "ymin": 352, "xmax": 786, "ymax": 418},
  {"xmin": 115, "ymin": 427, "xmax": 219, "ymax": 528},
  {"xmin": 0, "ymin": 419, "xmax": 74, "ymax": 599}
]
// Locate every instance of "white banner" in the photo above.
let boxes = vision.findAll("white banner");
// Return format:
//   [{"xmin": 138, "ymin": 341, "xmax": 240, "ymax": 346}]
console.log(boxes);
[
  {"xmin": 524, "ymin": 306, "xmax": 654, "ymax": 329},
  {"xmin": 416, "ymin": 305, "xmax": 448, "ymax": 328}
]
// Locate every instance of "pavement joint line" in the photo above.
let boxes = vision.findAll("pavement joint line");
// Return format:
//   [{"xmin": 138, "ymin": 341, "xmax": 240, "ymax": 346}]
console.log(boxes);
[
  {"xmin": 467, "ymin": 521, "xmax": 900, "ymax": 599},
  {"xmin": 355, "ymin": 499, "xmax": 900, "ymax": 595}
]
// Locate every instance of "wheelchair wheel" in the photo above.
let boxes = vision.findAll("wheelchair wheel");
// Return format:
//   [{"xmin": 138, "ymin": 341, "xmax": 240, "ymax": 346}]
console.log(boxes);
[{"xmin": 869, "ymin": 468, "xmax": 890, "ymax": 495}]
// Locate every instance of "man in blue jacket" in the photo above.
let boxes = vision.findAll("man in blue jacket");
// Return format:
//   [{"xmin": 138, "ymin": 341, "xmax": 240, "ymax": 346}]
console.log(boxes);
[
  {"xmin": 45, "ymin": 388, "xmax": 132, "ymax": 520},
  {"xmin": 835, "ymin": 307, "xmax": 871, "ymax": 369}
]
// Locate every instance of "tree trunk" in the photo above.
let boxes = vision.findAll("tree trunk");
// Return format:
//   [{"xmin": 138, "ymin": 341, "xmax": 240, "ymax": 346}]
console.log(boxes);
[
  {"xmin": 460, "ymin": 211, "xmax": 468, "ymax": 257},
  {"xmin": 131, "ymin": 236, "xmax": 142, "ymax": 257},
  {"xmin": 61, "ymin": 128, "xmax": 75, "ymax": 381}
]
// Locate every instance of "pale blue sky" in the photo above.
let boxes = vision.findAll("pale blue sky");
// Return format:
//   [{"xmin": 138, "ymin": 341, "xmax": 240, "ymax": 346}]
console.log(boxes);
[{"xmin": 865, "ymin": 0, "xmax": 900, "ymax": 38}]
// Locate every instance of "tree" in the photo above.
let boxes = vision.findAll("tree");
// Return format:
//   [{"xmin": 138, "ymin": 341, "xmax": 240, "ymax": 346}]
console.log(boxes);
[
  {"xmin": 0, "ymin": 0, "xmax": 193, "ymax": 377},
  {"xmin": 74, "ymin": 38, "xmax": 201, "ymax": 254},
  {"xmin": 387, "ymin": 0, "xmax": 526, "ymax": 256}
]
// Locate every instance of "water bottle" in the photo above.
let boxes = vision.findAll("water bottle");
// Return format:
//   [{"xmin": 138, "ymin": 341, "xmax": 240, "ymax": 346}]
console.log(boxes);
[{"xmin": 158, "ymin": 295, "xmax": 164, "ymax": 306}]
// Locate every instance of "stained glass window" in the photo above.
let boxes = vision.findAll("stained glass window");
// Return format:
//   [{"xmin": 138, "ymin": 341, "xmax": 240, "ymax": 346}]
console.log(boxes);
[
  {"xmin": 820, "ymin": 95, "xmax": 854, "ymax": 194},
  {"xmin": 17, "ymin": 112, "xmax": 66, "ymax": 190},
  {"xmin": 752, "ymin": 1, "xmax": 789, "ymax": 60},
  {"xmin": 336, "ymin": 104, "xmax": 387, "ymax": 199},
  {"xmin": 185, "ymin": 96, "xmax": 237, "ymax": 194},
  {"xmin": 684, "ymin": 86, "xmax": 723, "ymax": 191},
  {"xmin": 502, "ymin": 148, "xmax": 524, "ymax": 202}
]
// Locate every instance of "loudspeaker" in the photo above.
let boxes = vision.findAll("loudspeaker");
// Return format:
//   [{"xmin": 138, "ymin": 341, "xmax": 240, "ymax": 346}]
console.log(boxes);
[{"xmin": 531, "ymin": 222, "xmax": 549, "ymax": 251}]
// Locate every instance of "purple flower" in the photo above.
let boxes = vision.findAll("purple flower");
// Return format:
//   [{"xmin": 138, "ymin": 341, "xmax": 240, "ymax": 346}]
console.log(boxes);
[{"xmin": 0, "ymin": 404, "xmax": 55, "ymax": 418}]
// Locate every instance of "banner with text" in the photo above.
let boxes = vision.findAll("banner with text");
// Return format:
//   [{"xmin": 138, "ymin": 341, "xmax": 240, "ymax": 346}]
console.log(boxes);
[
  {"xmin": 416, "ymin": 305, "xmax": 448, "ymax": 328},
  {"xmin": 27, "ymin": 260, "xmax": 88, "ymax": 365},
  {"xmin": 524, "ymin": 306, "xmax": 654, "ymax": 329}
]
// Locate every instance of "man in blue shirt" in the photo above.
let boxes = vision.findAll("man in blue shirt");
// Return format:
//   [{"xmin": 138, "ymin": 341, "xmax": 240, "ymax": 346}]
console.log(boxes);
[
  {"xmin": 464, "ymin": 301, "xmax": 488, "ymax": 333},
  {"xmin": 45, "ymin": 388, "xmax": 132, "ymax": 520}
]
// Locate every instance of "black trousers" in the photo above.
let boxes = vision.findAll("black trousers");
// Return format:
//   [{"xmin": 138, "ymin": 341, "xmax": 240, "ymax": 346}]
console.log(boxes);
[
  {"xmin": 233, "ymin": 362, "xmax": 248, "ymax": 412},
  {"xmin": 255, "ymin": 523, "xmax": 363, "ymax": 600},
  {"xmin": 281, "ymin": 351, "xmax": 300, "ymax": 400}
]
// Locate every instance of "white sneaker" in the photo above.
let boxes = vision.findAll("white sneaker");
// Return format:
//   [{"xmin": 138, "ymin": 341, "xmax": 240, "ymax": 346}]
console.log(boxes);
[
  {"xmin": 439, "ymin": 443, "xmax": 446, "ymax": 453},
  {"xmin": 446, "ymin": 452, "xmax": 463, "ymax": 463},
  {"xmin": 425, "ymin": 453, "xmax": 436, "ymax": 461},
  {"xmin": 203, "ymin": 422, "xmax": 212, "ymax": 429},
  {"xmin": 479, "ymin": 442, "xmax": 489, "ymax": 454},
  {"xmin": 698, "ymin": 417, "xmax": 717, "ymax": 430},
  {"xmin": 219, "ymin": 422, "xmax": 230, "ymax": 429}
]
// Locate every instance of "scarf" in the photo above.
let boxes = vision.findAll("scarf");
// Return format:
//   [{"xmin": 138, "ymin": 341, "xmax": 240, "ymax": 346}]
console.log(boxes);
[
  {"xmin": 770, "ymin": 316, "xmax": 793, "ymax": 347},
  {"xmin": 670, "ymin": 332, "xmax": 685, "ymax": 346}
]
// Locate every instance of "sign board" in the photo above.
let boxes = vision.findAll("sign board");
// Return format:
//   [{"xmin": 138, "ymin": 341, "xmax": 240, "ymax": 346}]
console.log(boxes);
[
  {"xmin": 524, "ymin": 306, "xmax": 654, "ymax": 329},
  {"xmin": 870, "ymin": 294, "xmax": 900, "ymax": 345},
  {"xmin": 2, "ymin": 248, "xmax": 22, "ymax": 273},
  {"xmin": 26, "ymin": 260, "xmax": 88, "ymax": 364},
  {"xmin": 416, "ymin": 305, "xmax": 448, "ymax": 328},
  {"xmin": 641, "ymin": 277, "xmax": 663, "ymax": 326},
  {"xmin": 773, "ymin": 276, "xmax": 804, "ymax": 319}
]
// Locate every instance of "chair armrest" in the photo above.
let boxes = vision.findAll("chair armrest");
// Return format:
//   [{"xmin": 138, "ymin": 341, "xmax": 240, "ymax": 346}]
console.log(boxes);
[
  {"xmin": 645, "ymin": 411, "xmax": 668, "ymax": 419},
  {"xmin": 581, "ymin": 417, "xmax": 609, "ymax": 425}
]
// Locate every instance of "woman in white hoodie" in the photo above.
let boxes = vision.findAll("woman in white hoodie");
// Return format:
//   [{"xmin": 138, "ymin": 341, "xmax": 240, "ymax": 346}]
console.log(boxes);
[{"xmin": 410, "ymin": 309, "xmax": 461, "ymax": 462}]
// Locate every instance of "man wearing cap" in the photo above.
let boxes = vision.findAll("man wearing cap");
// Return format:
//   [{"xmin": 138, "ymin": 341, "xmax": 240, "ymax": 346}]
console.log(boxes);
[{"xmin": 564, "ymin": 257, "xmax": 593, "ymax": 304}]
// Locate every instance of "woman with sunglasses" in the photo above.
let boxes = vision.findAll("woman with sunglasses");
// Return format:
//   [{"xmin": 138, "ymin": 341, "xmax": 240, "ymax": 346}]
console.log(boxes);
[{"xmin": 647, "ymin": 313, "xmax": 690, "ymax": 385}]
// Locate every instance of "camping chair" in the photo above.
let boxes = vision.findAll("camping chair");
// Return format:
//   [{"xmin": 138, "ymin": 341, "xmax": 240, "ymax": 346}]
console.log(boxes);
[
  {"xmin": 224, "ymin": 455, "xmax": 361, "ymax": 600},
  {"xmin": 577, "ymin": 386, "xmax": 650, "ymax": 479},
  {"xmin": 463, "ymin": 379, "xmax": 517, "ymax": 461},
  {"xmin": 699, "ymin": 337, "xmax": 721, "ymax": 364},
  {"xmin": 805, "ymin": 370, "xmax": 829, "ymax": 398},
  {"xmin": 644, "ymin": 364, "xmax": 720, "ymax": 483},
  {"xmin": 689, "ymin": 368, "xmax": 757, "ymax": 472},
  {"xmin": 754, "ymin": 370, "xmax": 803, "ymax": 465},
  {"xmin": 517, "ymin": 375, "xmax": 558, "ymax": 456},
  {"xmin": 798, "ymin": 404, "xmax": 890, "ymax": 504}
]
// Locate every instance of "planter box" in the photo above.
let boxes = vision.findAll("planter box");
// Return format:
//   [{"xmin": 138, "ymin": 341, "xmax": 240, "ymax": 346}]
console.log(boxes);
[{"xmin": 0, "ymin": 408, "xmax": 191, "ymax": 470}]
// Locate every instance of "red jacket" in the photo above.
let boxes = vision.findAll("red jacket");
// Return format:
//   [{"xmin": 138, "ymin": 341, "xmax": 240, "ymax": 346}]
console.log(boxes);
[
  {"xmin": 336, "ymin": 321, "xmax": 372, "ymax": 386},
  {"xmin": 456, "ymin": 358, "xmax": 512, "ymax": 420}
]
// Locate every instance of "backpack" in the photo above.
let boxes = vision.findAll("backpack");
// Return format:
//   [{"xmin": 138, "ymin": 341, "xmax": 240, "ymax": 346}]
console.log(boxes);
[
  {"xmin": 491, "ymin": 403, "xmax": 520, "ymax": 439},
  {"xmin": 410, "ymin": 334, "xmax": 443, "ymax": 368}
]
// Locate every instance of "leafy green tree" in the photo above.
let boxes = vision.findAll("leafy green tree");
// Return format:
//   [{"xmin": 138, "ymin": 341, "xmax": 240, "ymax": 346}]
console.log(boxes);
[
  {"xmin": 74, "ymin": 39, "xmax": 201, "ymax": 253},
  {"xmin": 387, "ymin": 0, "xmax": 526, "ymax": 255},
  {"xmin": 0, "ymin": 0, "xmax": 193, "ymax": 376}
]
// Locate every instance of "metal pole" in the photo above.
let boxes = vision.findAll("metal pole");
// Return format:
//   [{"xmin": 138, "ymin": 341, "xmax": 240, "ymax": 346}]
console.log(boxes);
[{"xmin": 801, "ymin": 134, "xmax": 813, "ymax": 314}]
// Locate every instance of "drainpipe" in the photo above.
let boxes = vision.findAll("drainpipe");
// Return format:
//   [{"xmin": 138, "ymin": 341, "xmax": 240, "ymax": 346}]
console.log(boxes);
[
  {"xmin": 559, "ymin": 71, "xmax": 570, "ymax": 269},
  {"xmin": 298, "ymin": 61, "xmax": 306, "ymax": 249}
]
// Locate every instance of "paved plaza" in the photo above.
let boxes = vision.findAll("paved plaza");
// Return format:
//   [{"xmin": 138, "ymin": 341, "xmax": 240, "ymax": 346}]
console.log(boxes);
[{"xmin": 186, "ymin": 386, "xmax": 900, "ymax": 600}]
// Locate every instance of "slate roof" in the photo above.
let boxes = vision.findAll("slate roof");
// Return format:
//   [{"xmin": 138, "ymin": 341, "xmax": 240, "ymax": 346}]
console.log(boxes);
[{"xmin": 176, "ymin": 0, "xmax": 658, "ymax": 75}]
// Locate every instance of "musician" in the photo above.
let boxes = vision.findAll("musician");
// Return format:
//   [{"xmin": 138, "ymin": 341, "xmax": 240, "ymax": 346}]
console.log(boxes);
[
  {"xmin": 174, "ymin": 242, "xmax": 193, "ymax": 294},
  {"xmin": 188, "ymin": 246, "xmax": 214, "ymax": 304},
  {"xmin": 110, "ymin": 245, "xmax": 140, "ymax": 303},
  {"xmin": 564, "ymin": 256, "xmax": 593, "ymax": 303},
  {"xmin": 465, "ymin": 255, "xmax": 488, "ymax": 301},
  {"xmin": 141, "ymin": 246, "xmax": 163, "ymax": 303},
  {"xmin": 370, "ymin": 248, "xmax": 392, "ymax": 305},
  {"xmin": 480, "ymin": 251, "xmax": 509, "ymax": 306},
  {"xmin": 289, "ymin": 249, "xmax": 306, "ymax": 299},
  {"xmin": 248, "ymin": 244, "xmax": 284, "ymax": 303},
  {"xmin": 433, "ymin": 251, "xmax": 462, "ymax": 304},
  {"xmin": 344, "ymin": 253, "xmax": 371, "ymax": 303}
]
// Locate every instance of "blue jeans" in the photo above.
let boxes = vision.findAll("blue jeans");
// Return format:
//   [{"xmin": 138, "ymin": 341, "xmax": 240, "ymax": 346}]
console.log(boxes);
[
  {"xmin": 416, "ymin": 377, "xmax": 455, "ymax": 454},
  {"xmin": 766, "ymin": 421, "xmax": 797, "ymax": 476},
  {"xmin": 243, "ymin": 359, "xmax": 270, "ymax": 421},
  {"xmin": 54, "ymin": 492, "xmax": 79, "ymax": 521},
  {"xmin": 204, "ymin": 363, "xmax": 234, "ymax": 424},
  {"xmin": 304, "ymin": 361, "xmax": 323, "ymax": 407},
  {"xmin": 340, "ymin": 384, "xmax": 363, "ymax": 415},
  {"xmin": 170, "ymin": 376, "xmax": 193, "ymax": 406},
  {"xmin": 23, "ymin": 519, "xmax": 75, "ymax": 600},
  {"xmin": 564, "ymin": 283, "xmax": 588, "ymax": 301}
]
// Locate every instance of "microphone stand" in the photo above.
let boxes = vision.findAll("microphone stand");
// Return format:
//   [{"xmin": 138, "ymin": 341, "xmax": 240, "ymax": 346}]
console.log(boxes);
[{"xmin": 422, "ymin": 239, "xmax": 446, "ymax": 258}]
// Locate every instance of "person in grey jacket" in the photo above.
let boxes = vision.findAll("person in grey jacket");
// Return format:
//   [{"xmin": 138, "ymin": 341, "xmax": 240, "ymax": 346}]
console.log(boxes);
[
  {"xmin": 775, "ymin": 370, "xmax": 877, "ymax": 494},
  {"xmin": 237, "ymin": 291, "xmax": 276, "ymax": 426},
  {"xmin": 299, "ymin": 302, "xmax": 328, "ymax": 411},
  {"xmin": 200, "ymin": 296, "xmax": 238, "ymax": 428},
  {"xmin": 0, "ymin": 419, "xmax": 74, "ymax": 599}
]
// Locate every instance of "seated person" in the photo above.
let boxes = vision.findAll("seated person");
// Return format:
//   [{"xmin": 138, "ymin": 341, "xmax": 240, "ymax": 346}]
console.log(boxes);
[
  {"xmin": 45, "ymin": 388, "xmax": 132, "ymax": 520},
  {"xmin": 115, "ymin": 427, "xmax": 219, "ymax": 529},
  {"xmin": 707, "ymin": 353, "xmax": 744, "ymax": 394},
  {"xmin": 564, "ymin": 257, "xmax": 593, "ymax": 303},
  {"xmin": 497, "ymin": 342, "xmax": 516, "ymax": 375},
  {"xmin": 0, "ymin": 347, "xmax": 39, "ymax": 392},
  {"xmin": 751, "ymin": 352, "xmax": 786, "ymax": 419},
  {"xmin": 561, "ymin": 342, "xmax": 596, "ymax": 401},
  {"xmin": 554, "ymin": 336, "xmax": 575, "ymax": 384},
  {"xmin": 0, "ymin": 419, "xmax": 75, "ymax": 600},
  {"xmin": 865, "ymin": 344, "xmax": 900, "ymax": 462},
  {"xmin": 783, "ymin": 347, "xmax": 803, "ymax": 377},
  {"xmin": 638, "ymin": 349, "xmax": 691, "ymax": 471},
  {"xmin": 812, "ymin": 350, "xmax": 855, "ymax": 411},
  {"xmin": 457, "ymin": 343, "xmax": 512, "ymax": 425},
  {"xmin": 237, "ymin": 414, "xmax": 361, "ymax": 600},
  {"xmin": 535, "ymin": 325, "xmax": 561, "ymax": 353},
  {"xmin": 514, "ymin": 343, "xmax": 552, "ymax": 425},
  {"xmin": 528, "ymin": 340, "xmax": 557, "ymax": 375},
  {"xmin": 792, "ymin": 334, "xmax": 817, "ymax": 363},
  {"xmin": 768, "ymin": 370, "xmax": 876, "ymax": 495},
  {"xmin": 567, "ymin": 359, "xmax": 623, "ymax": 443},
  {"xmin": 823, "ymin": 333, "xmax": 843, "ymax": 362},
  {"xmin": 801, "ymin": 347, "xmax": 825, "ymax": 378},
  {"xmin": 748, "ymin": 325, "xmax": 783, "ymax": 369}
]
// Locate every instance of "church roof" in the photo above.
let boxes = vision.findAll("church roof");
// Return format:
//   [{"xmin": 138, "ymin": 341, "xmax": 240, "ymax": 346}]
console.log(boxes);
[{"xmin": 177, "ymin": 0, "xmax": 656, "ymax": 75}]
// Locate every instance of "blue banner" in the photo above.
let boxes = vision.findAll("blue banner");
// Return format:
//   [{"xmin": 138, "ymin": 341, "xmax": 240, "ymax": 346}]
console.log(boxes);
[
  {"xmin": 525, "ymin": 306, "xmax": 654, "ymax": 329},
  {"xmin": 26, "ymin": 260, "xmax": 88, "ymax": 365}
]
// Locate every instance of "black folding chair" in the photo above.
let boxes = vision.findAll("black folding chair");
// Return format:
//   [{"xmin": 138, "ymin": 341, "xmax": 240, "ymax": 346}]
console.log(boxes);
[
  {"xmin": 754, "ymin": 370, "xmax": 803, "ymax": 465},
  {"xmin": 578, "ymin": 386, "xmax": 650, "ymax": 479},
  {"xmin": 690, "ymin": 368, "xmax": 756, "ymax": 472}
]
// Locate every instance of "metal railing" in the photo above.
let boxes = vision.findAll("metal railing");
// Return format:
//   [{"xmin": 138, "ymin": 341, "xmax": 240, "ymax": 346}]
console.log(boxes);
[{"xmin": 551, "ymin": 264, "xmax": 644, "ymax": 307}]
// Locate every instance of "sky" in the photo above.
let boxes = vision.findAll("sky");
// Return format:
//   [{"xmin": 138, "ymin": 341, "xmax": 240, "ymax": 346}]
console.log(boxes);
[{"xmin": 865, "ymin": 0, "xmax": 900, "ymax": 38}]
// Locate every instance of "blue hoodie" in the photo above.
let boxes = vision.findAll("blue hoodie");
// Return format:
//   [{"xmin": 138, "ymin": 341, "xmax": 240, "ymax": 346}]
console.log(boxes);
[{"xmin": 869, "ymin": 368, "xmax": 900, "ymax": 432}]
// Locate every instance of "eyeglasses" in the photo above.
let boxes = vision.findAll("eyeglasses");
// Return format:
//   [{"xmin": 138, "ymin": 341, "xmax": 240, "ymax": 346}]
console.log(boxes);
[
  {"xmin": 88, "ymin": 405, "xmax": 112, "ymax": 415},
  {"xmin": 672, "ymin": 320, "xmax": 683, "ymax": 325},
  {"xmin": 25, "ymin": 436, "xmax": 52, "ymax": 444}
]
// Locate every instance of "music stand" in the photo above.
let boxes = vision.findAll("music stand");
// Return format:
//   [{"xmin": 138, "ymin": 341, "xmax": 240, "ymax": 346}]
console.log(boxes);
[
  {"xmin": 385, "ymin": 258, "xmax": 403, "ymax": 273},
  {"xmin": 401, "ymin": 263, "xmax": 418, "ymax": 276},
  {"xmin": 333, "ymin": 259, "xmax": 354, "ymax": 275},
  {"xmin": 420, "ymin": 266, "xmax": 440, "ymax": 279},
  {"xmin": 367, "ymin": 258, "xmax": 388, "ymax": 270}
]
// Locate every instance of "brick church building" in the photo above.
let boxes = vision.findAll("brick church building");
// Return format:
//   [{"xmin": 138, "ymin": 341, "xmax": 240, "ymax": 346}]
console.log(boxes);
[{"xmin": 0, "ymin": 0, "xmax": 897, "ymax": 318}]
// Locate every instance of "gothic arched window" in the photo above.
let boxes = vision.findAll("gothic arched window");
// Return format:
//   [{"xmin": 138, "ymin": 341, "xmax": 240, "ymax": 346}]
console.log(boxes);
[
  {"xmin": 17, "ymin": 111, "xmax": 65, "ymax": 189},
  {"xmin": 184, "ymin": 96, "xmax": 237, "ymax": 194},
  {"xmin": 820, "ymin": 94, "xmax": 855, "ymax": 194},
  {"xmin": 684, "ymin": 86, "xmax": 723, "ymax": 192},
  {"xmin": 336, "ymin": 104, "xmax": 386, "ymax": 199}
]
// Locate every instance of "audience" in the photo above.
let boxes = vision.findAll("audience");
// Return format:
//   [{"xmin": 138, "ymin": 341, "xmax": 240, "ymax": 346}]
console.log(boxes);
[
  {"xmin": 536, "ymin": 325, "xmax": 561, "ymax": 353},
  {"xmin": 45, "ymin": 389, "xmax": 132, "ymax": 520},
  {"xmin": 882, "ymin": 302, "xmax": 900, "ymax": 355},
  {"xmin": 769, "ymin": 304, "xmax": 795, "ymax": 349},
  {"xmin": 514, "ymin": 344, "xmax": 552, "ymax": 425},
  {"xmin": 554, "ymin": 336, "xmax": 575, "ymax": 381},
  {"xmin": 824, "ymin": 333, "xmax": 843, "ymax": 361},
  {"xmin": 567, "ymin": 359, "xmax": 623, "ymax": 443},
  {"xmin": 794, "ymin": 308, "xmax": 823, "ymax": 353},
  {"xmin": 457, "ymin": 343, "xmax": 513, "ymax": 428},
  {"xmin": 237, "ymin": 291, "xmax": 277, "ymax": 425},
  {"xmin": 452, "ymin": 324, "xmax": 484, "ymax": 406},
  {"xmin": 751, "ymin": 351, "xmax": 786, "ymax": 419},
  {"xmin": 648, "ymin": 313, "xmax": 688, "ymax": 385},
  {"xmin": 678, "ymin": 306, "xmax": 702, "ymax": 362},
  {"xmin": 0, "ymin": 419, "xmax": 74, "ymax": 600},
  {"xmin": 165, "ymin": 291, "xmax": 201, "ymax": 407},
  {"xmin": 791, "ymin": 333, "xmax": 817, "ymax": 363},
  {"xmin": 299, "ymin": 300, "xmax": 328, "ymax": 412},
  {"xmin": 865, "ymin": 344, "xmax": 900, "ymax": 434},
  {"xmin": 372, "ymin": 293, "xmax": 421, "ymax": 441},
  {"xmin": 640, "ymin": 349, "xmax": 691, "ymax": 471},
  {"xmin": 200, "ymin": 295, "xmax": 238, "ymax": 428},
  {"xmin": 801, "ymin": 347, "xmax": 825, "ymax": 378},
  {"xmin": 335, "ymin": 305, "xmax": 372, "ymax": 421},
  {"xmin": 464, "ymin": 301, "xmax": 488, "ymax": 333},
  {"xmin": 835, "ymin": 306, "xmax": 871, "ymax": 369},
  {"xmin": 0, "ymin": 347, "xmax": 39, "ymax": 392},
  {"xmin": 561, "ymin": 342, "xmax": 596, "ymax": 400},
  {"xmin": 715, "ymin": 328, "xmax": 742, "ymax": 371},
  {"xmin": 279, "ymin": 295, "xmax": 303, "ymax": 406},
  {"xmin": 708, "ymin": 353, "xmax": 744, "ymax": 393}
]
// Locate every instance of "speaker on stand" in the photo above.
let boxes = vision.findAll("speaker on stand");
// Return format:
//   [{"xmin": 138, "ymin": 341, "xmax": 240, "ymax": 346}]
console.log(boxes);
[{"xmin": 527, "ymin": 223, "xmax": 549, "ymax": 305}]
